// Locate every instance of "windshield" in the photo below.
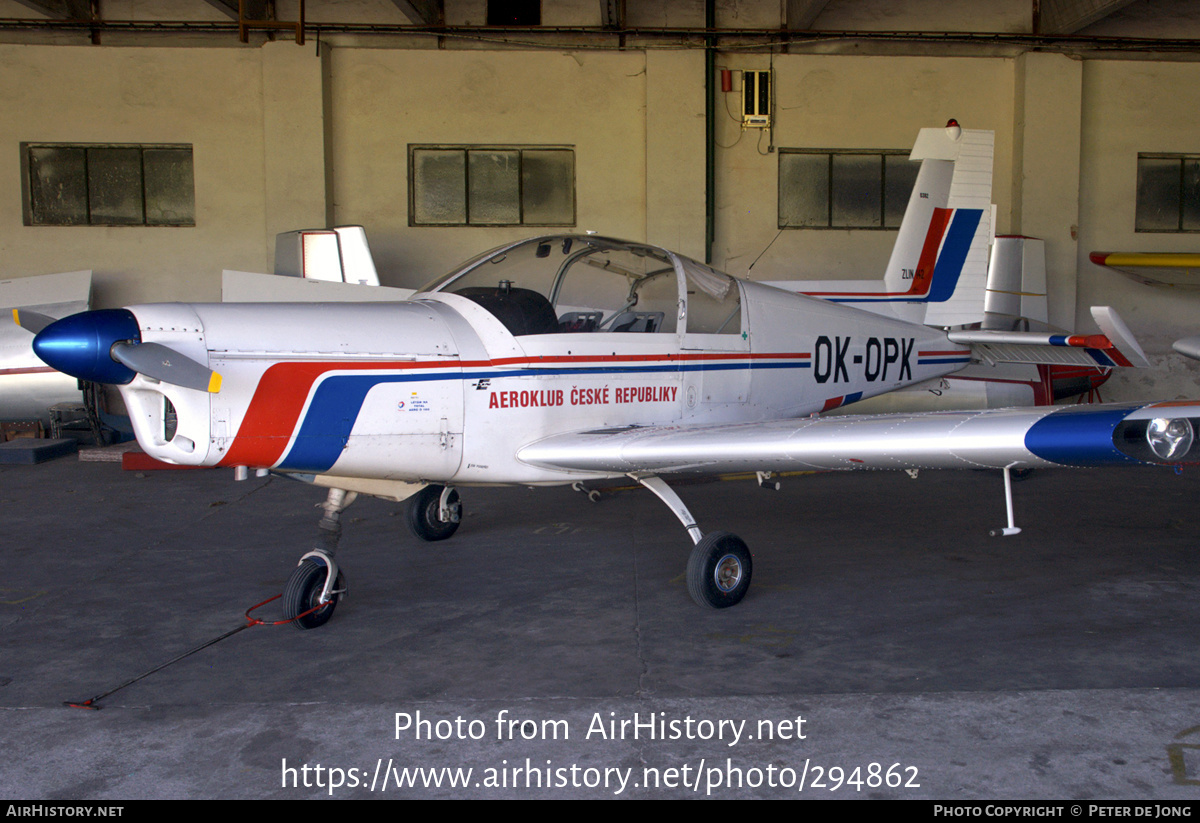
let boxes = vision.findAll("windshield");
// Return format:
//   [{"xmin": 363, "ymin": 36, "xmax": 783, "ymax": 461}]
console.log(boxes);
[{"xmin": 420, "ymin": 235, "xmax": 740, "ymax": 336}]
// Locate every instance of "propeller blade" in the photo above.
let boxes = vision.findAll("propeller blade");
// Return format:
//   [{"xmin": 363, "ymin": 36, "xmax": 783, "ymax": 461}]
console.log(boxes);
[
  {"xmin": 110, "ymin": 341, "xmax": 223, "ymax": 394},
  {"xmin": 11, "ymin": 309, "xmax": 56, "ymax": 334}
]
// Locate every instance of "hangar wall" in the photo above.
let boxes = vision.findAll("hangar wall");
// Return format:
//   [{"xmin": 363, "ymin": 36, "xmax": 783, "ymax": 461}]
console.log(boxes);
[
  {"xmin": 1077, "ymin": 59, "xmax": 1200, "ymax": 400},
  {"xmin": 1011, "ymin": 51, "xmax": 1082, "ymax": 333},
  {"xmin": 0, "ymin": 40, "xmax": 329, "ymax": 308},
  {"xmin": 327, "ymin": 48, "xmax": 652, "ymax": 282},
  {"xmin": 1, "ymin": 0, "xmax": 1199, "ymax": 399},
  {"xmin": 708, "ymin": 54, "xmax": 1015, "ymax": 292}
]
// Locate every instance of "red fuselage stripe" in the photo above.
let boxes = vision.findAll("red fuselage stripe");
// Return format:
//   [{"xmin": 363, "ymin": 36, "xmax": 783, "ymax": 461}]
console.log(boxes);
[
  {"xmin": 215, "ymin": 351, "xmax": 815, "ymax": 467},
  {"xmin": 802, "ymin": 208, "xmax": 951, "ymax": 298}
]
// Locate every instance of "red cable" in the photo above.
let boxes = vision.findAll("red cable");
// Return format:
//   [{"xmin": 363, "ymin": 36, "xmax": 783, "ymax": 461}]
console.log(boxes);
[{"xmin": 66, "ymin": 592, "xmax": 332, "ymax": 709}]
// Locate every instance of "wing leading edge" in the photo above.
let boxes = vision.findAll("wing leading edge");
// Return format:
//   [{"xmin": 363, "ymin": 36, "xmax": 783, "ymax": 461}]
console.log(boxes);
[{"xmin": 517, "ymin": 401, "xmax": 1200, "ymax": 476}]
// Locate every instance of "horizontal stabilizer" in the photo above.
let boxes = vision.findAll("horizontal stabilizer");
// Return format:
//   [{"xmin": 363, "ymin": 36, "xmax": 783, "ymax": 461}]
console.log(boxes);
[
  {"xmin": 947, "ymin": 307, "xmax": 1149, "ymax": 369},
  {"xmin": 1091, "ymin": 306, "xmax": 1151, "ymax": 368}
]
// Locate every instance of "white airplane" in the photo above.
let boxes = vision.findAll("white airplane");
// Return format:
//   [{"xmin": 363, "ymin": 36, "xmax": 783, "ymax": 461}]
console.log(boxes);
[
  {"xmin": 0, "ymin": 270, "xmax": 93, "ymax": 427},
  {"xmin": 14, "ymin": 122, "xmax": 1196, "ymax": 629}
]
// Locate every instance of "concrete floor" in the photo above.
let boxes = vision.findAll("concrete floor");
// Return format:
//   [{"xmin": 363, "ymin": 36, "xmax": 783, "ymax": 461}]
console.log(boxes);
[{"xmin": 4, "ymin": 456, "xmax": 1200, "ymax": 798}]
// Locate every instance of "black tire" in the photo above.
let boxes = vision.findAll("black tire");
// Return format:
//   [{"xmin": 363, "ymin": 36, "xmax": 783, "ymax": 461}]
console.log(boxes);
[
  {"xmin": 407, "ymin": 485, "xmax": 461, "ymax": 542},
  {"xmin": 283, "ymin": 559, "xmax": 344, "ymax": 630},
  {"xmin": 686, "ymin": 531, "xmax": 752, "ymax": 609}
]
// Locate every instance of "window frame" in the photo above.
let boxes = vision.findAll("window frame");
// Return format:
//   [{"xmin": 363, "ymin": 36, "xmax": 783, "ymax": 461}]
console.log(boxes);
[
  {"xmin": 21, "ymin": 142, "xmax": 195, "ymax": 227},
  {"xmin": 407, "ymin": 144, "xmax": 576, "ymax": 228},
  {"xmin": 777, "ymin": 148, "xmax": 916, "ymax": 231},
  {"xmin": 1135, "ymin": 152, "xmax": 1200, "ymax": 233}
]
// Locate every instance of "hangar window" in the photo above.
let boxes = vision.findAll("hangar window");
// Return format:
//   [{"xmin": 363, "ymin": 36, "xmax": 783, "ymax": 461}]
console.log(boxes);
[
  {"xmin": 21, "ymin": 143, "xmax": 195, "ymax": 227},
  {"xmin": 778, "ymin": 150, "xmax": 917, "ymax": 230},
  {"xmin": 1136, "ymin": 154, "xmax": 1200, "ymax": 232},
  {"xmin": 409, "ymin": 145, "xmax": 574, "ymax": 227}
]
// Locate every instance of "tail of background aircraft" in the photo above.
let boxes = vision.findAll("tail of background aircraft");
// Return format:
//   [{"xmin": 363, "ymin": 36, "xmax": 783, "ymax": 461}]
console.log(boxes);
[
  {"xmin": 762, "ymin": 121, "xmax": 1151, "ymax": 376},
  {"xmin": 763, "ymin": 120, "xmax": 994, "ymax": 327}
]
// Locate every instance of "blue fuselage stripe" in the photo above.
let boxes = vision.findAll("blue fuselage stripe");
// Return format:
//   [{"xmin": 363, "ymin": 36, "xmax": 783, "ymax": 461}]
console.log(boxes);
[
  {"xmin": 927, "ymin": 210, "xmax": 983, "ymax": 303},
  {"xmin": 819, "ymin": 208, "xmax": 984, "ymax": 305},
  {"xmin": 275, "ymin": 360, "xmax": 814, "ymax": 472},
  {"xmin": 918, "ymin": 357, "xmax": 971, "ymax": 365}
]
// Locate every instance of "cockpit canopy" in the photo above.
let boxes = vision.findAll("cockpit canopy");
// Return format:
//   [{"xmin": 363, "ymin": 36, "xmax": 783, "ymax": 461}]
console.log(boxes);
[{"xmin": 420, "ymin": 235, "xmax": 742, "ymax": 337}]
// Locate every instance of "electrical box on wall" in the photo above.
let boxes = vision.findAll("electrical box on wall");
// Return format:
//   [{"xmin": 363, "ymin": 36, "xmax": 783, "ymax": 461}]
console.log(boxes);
[{"xmin": 743, "ymin": 70, "xmax": 771, "ymax": 128}]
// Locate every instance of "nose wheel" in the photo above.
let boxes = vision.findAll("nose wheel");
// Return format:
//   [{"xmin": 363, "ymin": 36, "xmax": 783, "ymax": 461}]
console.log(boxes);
[{"xmin": 283, "ymin": 556, "xmax": 346, "ymax": 630}]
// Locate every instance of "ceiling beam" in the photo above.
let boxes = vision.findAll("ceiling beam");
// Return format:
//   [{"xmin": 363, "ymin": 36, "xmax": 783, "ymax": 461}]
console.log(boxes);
[
  {"xmin": 784, "ymin": 0, "xmax": 830, "ymax": 30},
  {"xmin": 1038, "ymin": 0, "xmax": 1139, "ymax": 35},
  {"xmin": 389, "ymin": 0, "xmax": 443, "ymax": 26},
  {"xmin": 7, "ymin": 1, "xmax": 93, "ymax": 18},
  {"xmin": 201, "ymin": 0, "xmax": 239, "ymax": 20}
]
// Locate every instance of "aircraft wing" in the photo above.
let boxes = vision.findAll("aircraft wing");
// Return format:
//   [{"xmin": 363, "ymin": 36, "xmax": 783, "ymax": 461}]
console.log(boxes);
[
  {"xmin": 517, "ymin": 401, "xmax": 1200, "ymax": 476},
  {"xmin": 1090, "ymin": 252, "xmax": 1200, "ymax": 289},
  {"xmin": 0, "ymin": 270, "xmax": 93, "ymax": 423}
]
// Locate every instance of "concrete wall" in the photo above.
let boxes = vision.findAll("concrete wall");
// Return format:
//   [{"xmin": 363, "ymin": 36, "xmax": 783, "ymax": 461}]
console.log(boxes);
[
  {"xmin": 1, "ymin": 0, "xmax": 1199, "ymax": 398},
  {"xmin": 0, "ymin": 42, "xmax": 314, "ymax": 307},
  {"xmin": 326, "ymin": 48, "xmax": 649, "ymax": 286},
  {"xmin": 714, "ymin": 54, "xmax": 1015, "ymax": 285},
  {"xmin": 1077, "ymin": 59, "xmax": 1200, "ymax": 400},
  {"xmin": 645, "ymin": 49, "xmax": 708, "ymax": 261},
  {"xmin": 1011, "ymin": 51, "xmax": 1082, "ymax": 331}
]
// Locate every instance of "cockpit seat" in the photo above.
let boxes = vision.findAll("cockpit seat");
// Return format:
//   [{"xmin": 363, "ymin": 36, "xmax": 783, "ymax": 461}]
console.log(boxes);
[
  {"xmin": 558, "ymin": 311, "xmax": 603, "ymax": 333},
  {"xmin": 454, "ymin": 286, "xmax": 560, "ymax": 336},
  {"xmin": 609, "ymin": 311, "xmax": 664, "ymax": 333}
]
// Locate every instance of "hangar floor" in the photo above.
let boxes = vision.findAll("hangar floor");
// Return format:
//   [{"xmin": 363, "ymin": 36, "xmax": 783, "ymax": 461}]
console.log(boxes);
[{"xmin": 4, "ymin": 457, "xmax": 1200, "ymax": 799}]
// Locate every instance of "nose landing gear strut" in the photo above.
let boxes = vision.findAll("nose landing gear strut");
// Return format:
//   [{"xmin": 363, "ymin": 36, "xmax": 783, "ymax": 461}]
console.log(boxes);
[{"xmin": 282, "ymin": 488, "xmax": 356, "ymax": 630}]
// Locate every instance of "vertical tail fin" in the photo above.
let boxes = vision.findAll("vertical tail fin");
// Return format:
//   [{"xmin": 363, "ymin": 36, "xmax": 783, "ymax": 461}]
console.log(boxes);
[
  {"xmin": 766, "ymin": 121, "xmax": 994, "ymax": 327},
  {"xmin": 882, "ymin": 121, "xmax": 994, "ymax": 326}
]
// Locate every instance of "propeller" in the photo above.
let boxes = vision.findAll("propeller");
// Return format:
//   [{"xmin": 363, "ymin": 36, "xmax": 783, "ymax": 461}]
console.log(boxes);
[
  {"xmin": 110, "ymin": 340, "xmax": 222, "ymax": 393},
  {"xmin": 11, "ymin": 308, "xmax": 56, "ymax": 334},
  {"xmin": 28, "ymin": 308, "xmax": 222, "ymax": 394}
]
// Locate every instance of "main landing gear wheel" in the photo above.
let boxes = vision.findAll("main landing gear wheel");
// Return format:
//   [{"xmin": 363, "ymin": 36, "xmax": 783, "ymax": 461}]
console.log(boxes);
[
  {"xmin": 686, "ymin": 531, "xmax": 752, "ymax": 609},
  {"xmin": 283, "ymin": 559, "xmax": 345, "ymax": 630},
  {"xmin": 407, "ymin": 484, "xmax": 461, "ymax": 542}
]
